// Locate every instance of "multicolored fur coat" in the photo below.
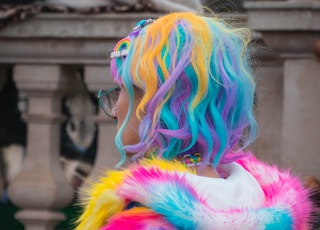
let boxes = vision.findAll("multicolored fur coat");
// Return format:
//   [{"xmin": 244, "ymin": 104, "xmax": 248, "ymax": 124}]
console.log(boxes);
[{"xmin": 76, "ymin": 153, "xmax": 313, "ymax": 230}]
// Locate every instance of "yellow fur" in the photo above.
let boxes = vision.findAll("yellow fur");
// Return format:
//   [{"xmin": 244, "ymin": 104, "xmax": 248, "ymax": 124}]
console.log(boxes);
[
  {"xmin": 76, "ymin": 169, "xmax": 128, "ymax": 230},
  {"xmin": 75, "ymin": 158, "xmax": 192, "ymax": 230}
]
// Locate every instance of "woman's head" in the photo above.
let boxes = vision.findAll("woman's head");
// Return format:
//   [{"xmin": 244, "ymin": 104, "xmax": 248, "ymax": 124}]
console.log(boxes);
[{"xmin": 110, "ymin": 12, "xmax": 257, "ymax": 168}]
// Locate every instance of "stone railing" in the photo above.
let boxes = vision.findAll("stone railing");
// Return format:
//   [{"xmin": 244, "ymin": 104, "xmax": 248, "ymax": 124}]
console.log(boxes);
[
  {"xmin": 0, "ymin": 13, "xmax": 162, "ymax": 230},
  {"xmin": 0, "ymin": 7, "xmax": 319, "ymax": 229}
]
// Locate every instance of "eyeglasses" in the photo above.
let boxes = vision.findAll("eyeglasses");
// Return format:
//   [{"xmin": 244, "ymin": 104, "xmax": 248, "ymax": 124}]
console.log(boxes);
[{"xmin": 97, "ymin": 86, "xmax": 120, "ymax": 119}]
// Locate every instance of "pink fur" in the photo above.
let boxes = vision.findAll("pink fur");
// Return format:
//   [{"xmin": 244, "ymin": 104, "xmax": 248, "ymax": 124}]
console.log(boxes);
[
  {"xmin": 101, "ymin": 207, "xmax": 176, "ymax": 230},
  {"xmin": 119, "ymin": 166, "xmax": 203, "ymax": 203},
  {"xmin": 237, "ymin": 153, "xmax": 312, "ymax": 230}
]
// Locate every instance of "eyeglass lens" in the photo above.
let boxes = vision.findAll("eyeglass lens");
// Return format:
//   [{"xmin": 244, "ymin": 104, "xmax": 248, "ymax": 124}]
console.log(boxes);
[{"xmin": 98, "ymin": 87, "xmax": 120, "ymax": 118}]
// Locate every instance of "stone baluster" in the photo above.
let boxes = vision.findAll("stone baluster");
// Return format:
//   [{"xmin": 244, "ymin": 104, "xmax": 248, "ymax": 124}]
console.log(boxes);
[
  {"xmin": 245, "ymin": 1, "xmax": 320, "ymax": 178},
  {"xmin": 81, "ymin": 65, "xmax": 119, "ymax": 195},
  {"xmin": 8, "ymin": 65, "xmax": 74, "ymax": 230}
]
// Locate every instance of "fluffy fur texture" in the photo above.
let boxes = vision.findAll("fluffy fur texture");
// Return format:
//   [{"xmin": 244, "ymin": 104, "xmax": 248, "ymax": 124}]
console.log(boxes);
[
  {"xmin": 76, "ymin": 156, "xmax": 313, "ymax": 230},
  {"xmin": 110, "ymin": 12, "xmax": 258, "ymax": 168},
  {"xmin": 102, "ymin": 207, "xmax": 176, "ymax": 230},
  {"xmin": 303, "ymin": 176, "xmax": 320, "ymax": 229}
]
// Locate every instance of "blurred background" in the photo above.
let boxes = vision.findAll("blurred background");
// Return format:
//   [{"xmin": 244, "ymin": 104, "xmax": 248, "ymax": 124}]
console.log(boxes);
[{"xmin": 0, "ymin": 0, "xmax": 319, "ymax": 229}]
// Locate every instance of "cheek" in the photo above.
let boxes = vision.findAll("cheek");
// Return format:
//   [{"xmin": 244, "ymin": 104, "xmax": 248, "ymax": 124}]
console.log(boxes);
[
  {"xmin": 115, "ymin": 90, "xmax": 141, "ymax": 147},
  {"xmin": 116, "ymin": 92, "xmax": 129, "ymax": 127},
  {"xmin": 122, "ymin": 115, "xmax": 141, "ymax": 147}
]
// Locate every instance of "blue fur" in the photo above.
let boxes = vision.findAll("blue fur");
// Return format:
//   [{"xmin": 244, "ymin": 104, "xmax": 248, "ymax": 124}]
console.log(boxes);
[
  {"xmin": 257, "ymin": 208, "xmax": 293, "ymax": 230},
  {"xmin": 147, "ymin": 179, "xmax": 200, "ymax": 230}
]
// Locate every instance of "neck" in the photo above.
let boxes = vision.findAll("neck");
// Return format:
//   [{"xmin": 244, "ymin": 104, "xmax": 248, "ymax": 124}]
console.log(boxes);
[
  {"xmin": 178, "ymin": 152, "xmax": 220, "ymax": 178},
  {"xmin": 195, "ymin": 165, "xmax": 220, "ymax": 178}
]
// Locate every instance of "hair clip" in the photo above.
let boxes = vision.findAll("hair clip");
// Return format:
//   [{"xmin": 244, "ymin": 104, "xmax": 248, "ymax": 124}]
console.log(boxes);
[
  {"xmin": 110, "ymin": 37, "xmax": 130, "ymax": 59},
  {"xmin": 110, "ymin": 18, "xmax": 155, "ymax": 59},
  {"xmin": 132, "ymin": 18, "xmax": 155, "ymax": 31},
  {"xmin": 110, "ymin": 50, "xmax": 129, "ymax": 59}
]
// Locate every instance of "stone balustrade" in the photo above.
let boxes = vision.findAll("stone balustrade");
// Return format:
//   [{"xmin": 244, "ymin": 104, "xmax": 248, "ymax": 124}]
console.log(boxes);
[
  {"xmin": 0, "ymin": 13, "xmax": 162, "ymax": 229},
  {"xmin": 245, "ymin": 0, "xmax": 320, "ymax": 178},
  {"xmin": 0, "ymin": 10, "xmax": 319, "ymax": 229}
]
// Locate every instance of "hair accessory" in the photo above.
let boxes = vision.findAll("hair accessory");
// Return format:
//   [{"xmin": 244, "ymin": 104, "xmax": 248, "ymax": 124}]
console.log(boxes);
[
  {"xmin": 110, "ymin": 37, "xmax": 130, "ymax": 59},
  {"xmin": 132, "ymin": 18, "xmax": 155, "ymax": 31},
  {"xmin": 110, "ymin": 19, "xmax": 155, "ymax": 59},
  {"xmin": 110, "ymin": 49, "xmax": 129, "ymax": 59},
  {"xmin": 180, "ymin": 153, "xmax": 202, "ymax": 167}
]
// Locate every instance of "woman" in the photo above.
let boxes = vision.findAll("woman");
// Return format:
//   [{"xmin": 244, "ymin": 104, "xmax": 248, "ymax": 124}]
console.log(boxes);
[{"xmin": 76, "ymin": 12, "xmax": 314, "ymax": 229}]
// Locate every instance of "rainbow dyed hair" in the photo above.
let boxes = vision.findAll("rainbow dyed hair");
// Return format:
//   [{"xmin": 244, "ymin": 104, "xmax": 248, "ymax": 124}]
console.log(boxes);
[{"xmin": 110, "ymin": 12, "xmax": 257, "ymax": 168}]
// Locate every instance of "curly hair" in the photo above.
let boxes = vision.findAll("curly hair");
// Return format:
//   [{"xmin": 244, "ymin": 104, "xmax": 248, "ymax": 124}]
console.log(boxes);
[{"xmin": 110, "ymin": 12, "xmax": 257, "ymax": 168}]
